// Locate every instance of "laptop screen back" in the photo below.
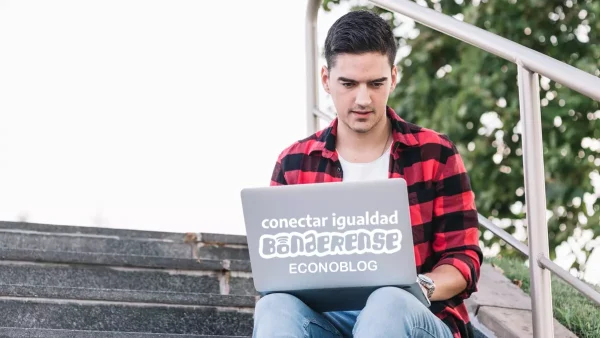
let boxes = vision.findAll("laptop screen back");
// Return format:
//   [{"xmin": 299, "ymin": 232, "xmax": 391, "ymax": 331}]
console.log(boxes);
[{"xmin": 241, "ymin": 179, "xmax": 417, "ymax": 294}]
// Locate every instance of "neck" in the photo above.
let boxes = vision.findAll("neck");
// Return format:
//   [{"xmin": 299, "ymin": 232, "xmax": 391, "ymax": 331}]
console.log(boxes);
[{"xmin": 336, "ymin": 117, "xmax": 392, "ymax": 162}]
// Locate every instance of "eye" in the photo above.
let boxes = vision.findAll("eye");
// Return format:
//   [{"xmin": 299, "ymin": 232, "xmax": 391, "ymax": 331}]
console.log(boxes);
[
  {"xmin": 342, "ymin": 82, "xmax": 354, "ymax": 88},
  {"xmin": 371, "ymin": 82, "xmax": 384, "ymax": 87}
]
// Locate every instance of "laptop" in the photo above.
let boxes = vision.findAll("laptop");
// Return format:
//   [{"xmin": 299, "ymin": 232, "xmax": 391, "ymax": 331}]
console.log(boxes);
[{"xmin": 239, "ymin": 178, "xmax": 429, "ymax": 312}]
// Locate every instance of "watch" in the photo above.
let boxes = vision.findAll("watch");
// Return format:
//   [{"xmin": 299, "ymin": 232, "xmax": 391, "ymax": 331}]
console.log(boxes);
[{"xmin": 417, "ymin": 274, "xmax": 435, "ymax": 299}]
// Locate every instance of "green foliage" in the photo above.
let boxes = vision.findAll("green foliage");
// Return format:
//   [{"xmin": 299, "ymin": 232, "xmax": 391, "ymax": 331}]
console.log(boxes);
[
  {"xmin": 323, "ymin": 0, "xmax": 600, "ymax": 270},
  {"xmin": 488, "ymin": 256, "xmax": 600, "ymax": 338}
]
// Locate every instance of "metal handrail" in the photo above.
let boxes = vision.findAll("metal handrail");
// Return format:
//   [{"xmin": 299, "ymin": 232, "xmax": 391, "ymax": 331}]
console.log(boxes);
[
  {"xmin": 305, "ymin": 0, "xmax": 322, "ymax": 136},
  {"xmin": 539, "ymin": 256, "xmax": 600, "ymax": 305},
  {"xmin": 305, "ymin": 0, "xmax": 600, "ymax": 337},
  {"xmin": 477, "ymin": 214, "xmax": 529, "ymax": 256}
]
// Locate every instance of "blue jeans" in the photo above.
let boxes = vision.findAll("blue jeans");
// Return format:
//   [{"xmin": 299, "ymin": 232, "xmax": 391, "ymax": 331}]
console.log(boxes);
[{"xmin": 252, "ymin": 287, "xmax": 453, "ymax": 337}]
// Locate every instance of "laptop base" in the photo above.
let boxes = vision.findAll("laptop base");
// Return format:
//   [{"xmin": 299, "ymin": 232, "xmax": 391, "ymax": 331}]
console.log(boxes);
[{"xmin": 258, "ymin": 283, "xmax": 430, "ymax": 313}]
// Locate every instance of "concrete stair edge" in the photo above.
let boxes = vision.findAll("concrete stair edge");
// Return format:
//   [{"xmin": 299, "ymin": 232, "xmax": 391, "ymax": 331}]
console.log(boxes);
[
  {"xmin": 0, "ymin": 261, "xmax": 256, "ymax": 297},
  {"xmin": 0, "ymin": 248, "xmax": 252, "ymax": 272},
  {"xmin": 465, "ymin": 264, "xmax": 578, "ymax": 338},
  {"xmin": 0, "ymin": 284, "xmax": 258, "ymax": 308},
  {"xmin": 0, "ymin": 221, "xmax": 247, "ymax": 245}
]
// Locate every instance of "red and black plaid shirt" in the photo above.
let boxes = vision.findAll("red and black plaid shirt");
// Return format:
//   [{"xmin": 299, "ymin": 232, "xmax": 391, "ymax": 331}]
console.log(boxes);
[{"xmin": 270, "ymin": 106, "xmax": 483, "ymax": 338}]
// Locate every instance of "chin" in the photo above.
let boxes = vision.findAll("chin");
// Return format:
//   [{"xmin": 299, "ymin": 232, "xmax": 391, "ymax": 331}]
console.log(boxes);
[{"xmin": 350, "ymin": 124, "xmax": 374, "ymax": 134}]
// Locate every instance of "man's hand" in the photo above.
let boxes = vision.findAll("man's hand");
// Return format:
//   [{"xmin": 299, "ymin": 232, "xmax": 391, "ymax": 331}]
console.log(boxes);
[{"xmin": 424, "ymin": 264, "xmax": 468, "ymax": 302}]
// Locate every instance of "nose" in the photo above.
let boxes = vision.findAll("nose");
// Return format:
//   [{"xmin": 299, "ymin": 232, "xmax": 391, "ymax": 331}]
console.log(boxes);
[{"xmin": 355, "ymin": 84, "xmax": 372, "ymax": 108}]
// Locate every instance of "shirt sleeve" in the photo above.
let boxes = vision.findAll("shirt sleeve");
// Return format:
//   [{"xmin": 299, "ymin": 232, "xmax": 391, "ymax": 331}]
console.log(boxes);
[
  {"xmin": 431, "ymin": 141, "xmax": 483, "ymax": 299},
  {"xmin": 270, "ymin": 158, "xmax": 288, "ymax": 186}
]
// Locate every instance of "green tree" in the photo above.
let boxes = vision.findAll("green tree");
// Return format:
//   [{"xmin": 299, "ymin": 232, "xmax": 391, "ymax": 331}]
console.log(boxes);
[{"xmin": 323, "ymin": 0, "xmax": 600, "ymax": 274}]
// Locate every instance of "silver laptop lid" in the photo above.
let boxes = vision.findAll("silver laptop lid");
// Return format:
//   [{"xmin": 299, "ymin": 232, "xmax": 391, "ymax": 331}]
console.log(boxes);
[{"xmin": 240, "ymin": 178, "xmax": 417, "ymax": 294}]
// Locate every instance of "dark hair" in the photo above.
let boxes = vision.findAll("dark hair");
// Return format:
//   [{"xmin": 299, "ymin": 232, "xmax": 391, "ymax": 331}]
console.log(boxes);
[{"xmin": 324, "ymin": 10, "xmax": 397, "ymax": 69}]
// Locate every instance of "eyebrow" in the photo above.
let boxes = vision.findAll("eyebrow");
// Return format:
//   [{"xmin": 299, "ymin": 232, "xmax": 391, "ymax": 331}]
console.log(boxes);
[{"xmin": 338, "ymin": 77, "xmax": 388, "ymax": 83}]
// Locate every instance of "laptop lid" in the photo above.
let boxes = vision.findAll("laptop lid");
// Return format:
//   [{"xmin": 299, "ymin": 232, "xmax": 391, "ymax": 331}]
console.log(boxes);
[{"xmin": 240, "ymin": 178, "xmax": 427, "ymax": 311}]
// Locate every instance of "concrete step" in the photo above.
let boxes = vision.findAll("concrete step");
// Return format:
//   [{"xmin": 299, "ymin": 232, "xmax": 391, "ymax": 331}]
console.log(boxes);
[
  {"xmin": 0, "ymin": 221, "xmax": 248, "ymax": 245},
  {"xmin": 0, "ymin": 247, "xmax": 252, "ymax": 272},
  {"xmin": 0, "ymin": 225, "xmax": 251, "ymax": 272},
  {"xmin": 0, "ymin": 298, "xmax": 254, "ymax": 336},
  {"xmin": 0, "ymin": 262, "xmax": 257, "ymax": 298},
  {"xmin": 466, "ymin": 264, "xmax": 578, "ymax": 338},
  {"xmin": 0, "ymin": 229, "xmax": 250, "ymax": 262},
  {"xmin": 0, "ymin": 230, "xmax": 193, "ymax": 258},
  {"xmin": 0, "ymin": 327, "xmax": 249, "ymax": 338},
  {"xmin": 0, "ymin": 284, "xmax": 257, "ymax": 308}
]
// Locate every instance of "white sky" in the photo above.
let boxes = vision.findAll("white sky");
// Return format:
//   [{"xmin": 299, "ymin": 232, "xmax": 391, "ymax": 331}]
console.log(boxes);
[
  {"xmin": 0, "ymin": 0, "xmax": 598, "ymax": 284},
  {"xmin": 0, "ymin": 0, "xmax": 347, "ymax": 235}
]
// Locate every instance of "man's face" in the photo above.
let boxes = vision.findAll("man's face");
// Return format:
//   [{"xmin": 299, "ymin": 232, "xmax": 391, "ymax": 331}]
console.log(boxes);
[{"xmin": 322, "ymin": 52, "xmax": 397, "ymax": 134}]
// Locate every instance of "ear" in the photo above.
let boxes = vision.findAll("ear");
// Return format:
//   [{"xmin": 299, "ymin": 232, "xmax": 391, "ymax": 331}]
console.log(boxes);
[
  {"xmin": 321, "ymin": 65, "xmax": 330, "ymax": 94},
  {"xmin": 390, "ymin": 65, "xmax": 398, "ymax": 92}
]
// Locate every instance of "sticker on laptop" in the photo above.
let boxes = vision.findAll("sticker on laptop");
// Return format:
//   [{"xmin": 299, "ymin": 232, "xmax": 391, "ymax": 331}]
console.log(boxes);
[{"xmin": 257, "ymin": 210, "xmax": 402, "ymax": 274}]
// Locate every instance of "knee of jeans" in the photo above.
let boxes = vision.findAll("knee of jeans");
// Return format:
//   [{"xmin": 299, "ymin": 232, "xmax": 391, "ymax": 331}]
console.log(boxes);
[
  {"xmin": 366, "ymin": 287, "xmax": 420, "ymax": 312},
  {"xmin": 254, "ymin": 293, "xmax": 304, "ymax": 318}
]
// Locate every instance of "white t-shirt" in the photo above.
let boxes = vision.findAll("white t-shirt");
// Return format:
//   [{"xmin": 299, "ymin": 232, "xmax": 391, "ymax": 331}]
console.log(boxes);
[{"xmin": 338, "ymin": 148, "xmax": 390, "ymax": 182}]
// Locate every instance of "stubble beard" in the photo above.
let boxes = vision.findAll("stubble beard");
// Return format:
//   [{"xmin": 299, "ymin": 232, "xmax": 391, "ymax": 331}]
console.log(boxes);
[{"xmin": 344, "ymin": 110, "xmax": 383, "ymax": 134}]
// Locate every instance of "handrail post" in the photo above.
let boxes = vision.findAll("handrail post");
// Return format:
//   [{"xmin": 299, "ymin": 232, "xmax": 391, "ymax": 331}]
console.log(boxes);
[
  {"xmin": 305, "ymin": 0, "xmax": 321, "ymax": 135},
  {"xmin": 517, "ymin": 65, "xmax": 554, "ymax": 338}
]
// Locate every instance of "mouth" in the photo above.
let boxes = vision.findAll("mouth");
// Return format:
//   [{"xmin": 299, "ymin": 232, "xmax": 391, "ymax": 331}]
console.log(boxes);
[{"xmin": 351, "ymin": 111, "xmax": 373, "ymax": 116}]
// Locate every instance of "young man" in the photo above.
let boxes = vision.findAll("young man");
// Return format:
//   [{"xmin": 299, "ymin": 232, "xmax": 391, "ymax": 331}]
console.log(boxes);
[{"xmin": 253, "ymin": 10, "xmax": 482, "ymax": 338}]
